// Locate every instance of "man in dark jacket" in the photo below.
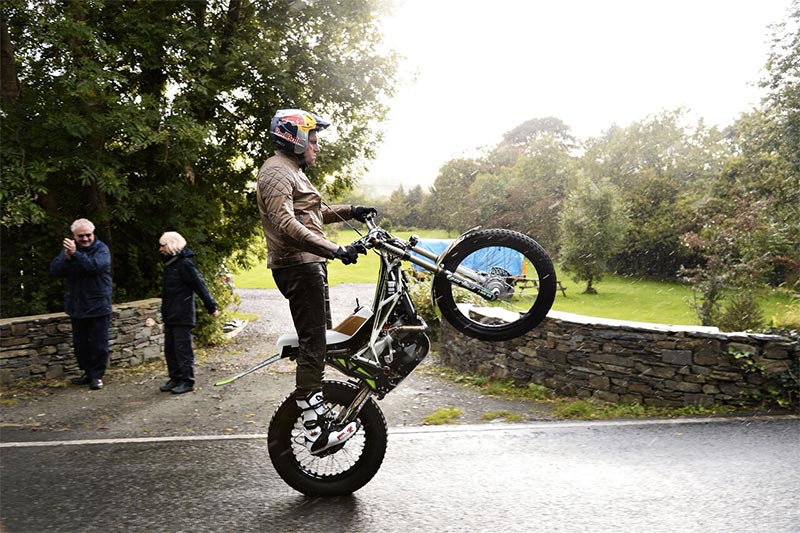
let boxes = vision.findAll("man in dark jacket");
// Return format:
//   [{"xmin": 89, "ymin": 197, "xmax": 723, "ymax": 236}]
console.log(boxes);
[
  {"xmin": 50, "ymin": 218, "xmax": 113, "ymax": 390},
  {"xmin": 158, "ymin": 231, "xmax": 219, "ymax": 394}
]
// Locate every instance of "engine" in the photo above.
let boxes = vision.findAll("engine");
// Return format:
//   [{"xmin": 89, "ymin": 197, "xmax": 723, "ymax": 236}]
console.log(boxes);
[{"xmin": 375, "ymin": 328, "xmax": 430, "ymax": 379}]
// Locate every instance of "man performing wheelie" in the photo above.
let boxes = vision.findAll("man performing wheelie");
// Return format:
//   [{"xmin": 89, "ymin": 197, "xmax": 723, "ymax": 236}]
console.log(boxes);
[{"xmin": 256, "ymin": 108, "xmax": 376, "ymax": 454}]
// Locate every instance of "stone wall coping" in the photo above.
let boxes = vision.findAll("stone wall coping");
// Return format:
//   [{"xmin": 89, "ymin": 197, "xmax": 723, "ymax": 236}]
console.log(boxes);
[
  {"xmin": 0, "ymin": 298, "xmax": 161, "ymax": 326},
  {"xmin": 546, "ymin": 310, "xmax": 721, "ymax": 333}
]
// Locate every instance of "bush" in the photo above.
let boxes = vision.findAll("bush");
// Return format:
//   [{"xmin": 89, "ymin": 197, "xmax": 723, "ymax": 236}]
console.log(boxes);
[
  {"xmin": 717, "ymin": 290, "xmax": 765, "ymax": 332},
  {"xmin": 194, "ymin": 275, "xmax": 240, "ymax": 346},
  {"xmin": 407, "ymin": 273, "xmax": 439, "ymax": 337},
  {"xmin": 406, "ymin": 271, "xmax": 484, "ymax": 340}
]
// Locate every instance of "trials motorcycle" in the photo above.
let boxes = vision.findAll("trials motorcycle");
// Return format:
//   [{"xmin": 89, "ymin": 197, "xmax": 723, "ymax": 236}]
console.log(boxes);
[{"xmin": 215, "ymin": 214, "xmax": 557, "ymax": 496}]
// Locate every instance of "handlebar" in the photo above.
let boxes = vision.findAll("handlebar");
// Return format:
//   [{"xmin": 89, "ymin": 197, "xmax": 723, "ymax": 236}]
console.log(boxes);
[
  {"xmin": 364, "ymin": 214, "xmax": 378, "ymax": 232},
  {"xmin": 351, "ymin": 213, "xmax": 383, "ymax": 250}
]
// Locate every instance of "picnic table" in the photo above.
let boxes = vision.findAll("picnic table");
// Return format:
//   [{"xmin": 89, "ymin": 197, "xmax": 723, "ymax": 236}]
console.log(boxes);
[{"xmin": 508, "ymin": 275, "xmax": 568, "ymax": 297}]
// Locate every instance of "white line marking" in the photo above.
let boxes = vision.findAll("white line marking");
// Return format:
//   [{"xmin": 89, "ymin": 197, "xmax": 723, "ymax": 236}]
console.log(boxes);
[{"xmin": 1, "ymin": 415, "xmax": 796, "ymax": 448}]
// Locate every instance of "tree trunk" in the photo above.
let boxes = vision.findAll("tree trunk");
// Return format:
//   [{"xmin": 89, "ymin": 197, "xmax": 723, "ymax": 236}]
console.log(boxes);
[
  {"xmin": 583, "ymin": 277, "xmax": 597, "ymax": 294},
  {"xmin": 0, "ymin": 12, "xmax": 21, "ymax": 106}
]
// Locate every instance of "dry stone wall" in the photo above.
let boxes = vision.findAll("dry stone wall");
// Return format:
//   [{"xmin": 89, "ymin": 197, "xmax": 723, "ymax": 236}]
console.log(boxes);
[
  {"xmin": 439, "ymin": 309, "xmax": 799, "ymax": 409},
  {"xmin": 0, "ymin": 299, "xmax": 163, "ymax": 384}
]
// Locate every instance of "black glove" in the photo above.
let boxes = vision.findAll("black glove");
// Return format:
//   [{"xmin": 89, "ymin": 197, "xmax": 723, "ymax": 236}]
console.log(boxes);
[
  {"xmin": 334, "ymin": 244, "xmax": 366, "ymax": 265},
  {"xmin": 351, "ymin": 205, "xmax": 378, "ymax": 223}
]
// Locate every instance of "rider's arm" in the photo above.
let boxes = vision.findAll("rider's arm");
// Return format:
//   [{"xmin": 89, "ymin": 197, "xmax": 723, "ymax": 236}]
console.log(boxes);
[
  {"xmin": 321, "ymin": 204, "xmax": 353, "ymax": 224},
  {"xmin": 258, "ymin": 167, "xmax": 339, "ymax": 258}
]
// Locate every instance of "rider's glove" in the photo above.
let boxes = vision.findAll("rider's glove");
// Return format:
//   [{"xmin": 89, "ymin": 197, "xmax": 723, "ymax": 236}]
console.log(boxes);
[
  {"xmin": 351, "ymin": 205, "xmax": 378, "ymax": 223},
  {"xmin": 334, "ymin": 244, "xmax": 366, "ymax": 265}
]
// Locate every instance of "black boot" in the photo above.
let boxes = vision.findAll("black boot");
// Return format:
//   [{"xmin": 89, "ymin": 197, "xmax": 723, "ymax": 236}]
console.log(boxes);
[
  {"xmin": 70, "ymin": 374, "xmax": 90, "ymax": 385},
  {"xmin": 171, "ymin": 381, "xmax": 194, "ymax": 394},
  {"xmin": 160, "ymin": 379, "xmax": 179, "ymax": 392}
]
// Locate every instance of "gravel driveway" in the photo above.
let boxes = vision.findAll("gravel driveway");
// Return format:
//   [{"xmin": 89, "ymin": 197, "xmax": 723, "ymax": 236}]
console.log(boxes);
[{"xmin": 234, "ymin": 284, "xmax": 378, "ymax": 341}]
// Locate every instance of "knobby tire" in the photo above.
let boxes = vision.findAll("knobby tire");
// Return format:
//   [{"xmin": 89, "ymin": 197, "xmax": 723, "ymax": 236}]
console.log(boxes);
[
  {"xmin": 432, "ymin": 229, "xmax": 557, "ymax": 342},
  {"xmin": 267, "ymin": 380, "xmax": 388, "ymax": 497}
]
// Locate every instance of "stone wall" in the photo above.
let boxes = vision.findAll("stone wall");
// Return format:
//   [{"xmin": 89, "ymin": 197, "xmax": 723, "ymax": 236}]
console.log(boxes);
[
  {"xmin": 0, "ymin": 299, "xmax": 164, "ymax": 384},
  {"xmin": 439, "ymin": 309, "xmax": 799, "ymax": 409}
]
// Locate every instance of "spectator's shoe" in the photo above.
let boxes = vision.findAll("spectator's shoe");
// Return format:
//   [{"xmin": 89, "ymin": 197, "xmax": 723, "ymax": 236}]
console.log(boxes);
[
  {"xmin": 160, "ymin": 379, "xmax": 178, "ymax": 392},
  {"xmin": 171, "ymin": 381, "xmax": 194, "ymax": 394},
  {"xmin": 89, "ymin": 378, "xmax": 104, "ymax": 390},
  {"xmin": 70, "ymin": 375, "xmax": 90, "ymax": 385}
]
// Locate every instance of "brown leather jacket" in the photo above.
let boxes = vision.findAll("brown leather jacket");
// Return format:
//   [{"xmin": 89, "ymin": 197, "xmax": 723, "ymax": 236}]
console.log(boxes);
[{"xmin": 256, "ymin": 151, "xmax": 353, "ymax": 269}]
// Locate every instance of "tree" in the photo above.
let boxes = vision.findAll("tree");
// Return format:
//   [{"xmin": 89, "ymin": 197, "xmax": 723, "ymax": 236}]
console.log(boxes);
[
  {"xmin": 761, "ymin": 1, "xmax": 800, "ymax": 176},
  {"xmin": 608, "ymin": 169, "xmax": 699, "ymax": 279},
  {"xmin": 0, "ymin": 0, "xmax": 398, "ymax": 318},
  {"xmin": 681, "ymin": 2, "xmax": 800, "ymax": 325},
  {"xmin": 559, "ymin": 177, "xmax": 628, "ymax": 294},
  {"xmin": 579, "ymin": 110, "xmax": 728, "ymax": 280},
  {"xmin": 489, "ymin": 116, "xmax": 575, "ymax": 168},
  {"xmin": 382, "ymin": 185, "xmax": 409, "ymax": 228},
  {"xmin": 430, "ymin": 158, "xmax": 483, "ymax": 234},
  {"xmin": 680, "ymin": 195, "xmax": 778, "ymax": 327}
]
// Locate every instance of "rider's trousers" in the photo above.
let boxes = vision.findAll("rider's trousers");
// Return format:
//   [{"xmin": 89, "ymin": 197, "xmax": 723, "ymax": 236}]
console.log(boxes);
[{"xmin": 272, "ymin": 262, "xmax": 332, "ymax": 399}]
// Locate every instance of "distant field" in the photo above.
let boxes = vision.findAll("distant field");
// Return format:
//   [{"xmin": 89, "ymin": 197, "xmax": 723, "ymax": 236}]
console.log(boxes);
[{"xmin": 233, "ymin": 228, "xmax": 794, "ymax": 327}]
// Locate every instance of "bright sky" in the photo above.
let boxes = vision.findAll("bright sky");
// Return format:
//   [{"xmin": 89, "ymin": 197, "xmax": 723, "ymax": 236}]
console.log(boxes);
[{"xmin": 361, "ymin": 0, "xmax": 792, "ymax": 197}]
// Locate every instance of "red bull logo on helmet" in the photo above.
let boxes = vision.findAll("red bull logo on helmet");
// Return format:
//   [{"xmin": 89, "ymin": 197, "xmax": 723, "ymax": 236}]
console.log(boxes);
[
  {"xmin": 271, "ymin": 109, "xmax": 323, "ymax": 151},
  {"xmin": 277, "ymin": 111, "xmax": 316, "ymax": 133},
  {"xmin": 273, "ymin": 127, "xmax": 300, "ymax": 146}
]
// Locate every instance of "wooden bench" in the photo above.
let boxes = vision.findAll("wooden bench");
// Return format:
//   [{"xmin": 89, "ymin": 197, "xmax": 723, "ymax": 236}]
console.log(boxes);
[{"xmin": 510, "ymin": 276, "xmax": 568, "ymax": 297}]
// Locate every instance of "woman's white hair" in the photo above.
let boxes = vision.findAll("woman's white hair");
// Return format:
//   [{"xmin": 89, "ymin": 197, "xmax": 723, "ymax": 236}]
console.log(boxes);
[
  {"xmin": 70, "ymin": 218, "xmax": 95, "ymax": 233},
  {"xmin": 159, "ymin": 231, "xmax": 187, "ymax": 255}
]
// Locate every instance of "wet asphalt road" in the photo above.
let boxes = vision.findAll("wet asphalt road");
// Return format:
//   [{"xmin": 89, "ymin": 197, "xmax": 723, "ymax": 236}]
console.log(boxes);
[{"xmin": 1, "ymin": 417, "xmax": 798, "ymax": 532}]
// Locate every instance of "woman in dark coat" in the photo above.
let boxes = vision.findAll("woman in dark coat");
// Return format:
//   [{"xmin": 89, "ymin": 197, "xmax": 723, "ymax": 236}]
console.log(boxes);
[{"xmin": 158, "ymin": 231, "xmax": 219, "ymax": 394}]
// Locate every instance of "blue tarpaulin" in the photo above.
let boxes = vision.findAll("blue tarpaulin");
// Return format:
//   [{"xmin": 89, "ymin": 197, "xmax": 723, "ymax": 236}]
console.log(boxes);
[{"xmin": 410, "ymin": 239, "xmax": 524, "ymax": 275}]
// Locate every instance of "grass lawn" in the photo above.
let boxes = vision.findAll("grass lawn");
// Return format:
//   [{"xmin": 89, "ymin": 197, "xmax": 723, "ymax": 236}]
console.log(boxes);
[
  {"xmin": 233, "ymin": 228, "xmax": 795, "ymax": 327},
  {"xmin": 549, "ymin": 271, "xmax": 699, "ymax": 324}
]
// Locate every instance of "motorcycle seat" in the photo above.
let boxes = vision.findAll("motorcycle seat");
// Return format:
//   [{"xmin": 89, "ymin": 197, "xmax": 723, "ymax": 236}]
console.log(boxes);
[{"xmin": 276, "ymin": 306, "xmax": 373, "ymax": 350}]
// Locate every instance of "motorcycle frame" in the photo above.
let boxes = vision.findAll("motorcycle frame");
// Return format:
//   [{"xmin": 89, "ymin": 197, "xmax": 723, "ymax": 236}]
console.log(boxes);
[{"xmin": 214, "ymin": 217, "xmax": 499, "ymax": 424}]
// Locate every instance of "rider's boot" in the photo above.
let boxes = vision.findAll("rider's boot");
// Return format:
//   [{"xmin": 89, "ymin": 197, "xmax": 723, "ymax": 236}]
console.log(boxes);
[{"xmin": 296, "ymin": 390, "xmax": 359, "ymax": 455}]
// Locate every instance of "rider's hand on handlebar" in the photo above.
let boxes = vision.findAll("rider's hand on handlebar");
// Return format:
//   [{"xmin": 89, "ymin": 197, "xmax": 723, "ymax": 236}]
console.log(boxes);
[
  {"xmin": 334, "ymin": 244, "xmax": 367, "ymax": 265},
  {"xmin": 351, "ymin": 205, "xmax": 377, "ymax": 223}
]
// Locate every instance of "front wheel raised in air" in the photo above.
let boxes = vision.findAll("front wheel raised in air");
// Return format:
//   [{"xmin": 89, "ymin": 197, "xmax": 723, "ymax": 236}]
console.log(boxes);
[
  {"xmin": 432, "ymin": 229, "xmax": 557, "ymax": 342},
  {"xmin": 267, "ymin": 380, "xmax": 388, "ymax": 497}
]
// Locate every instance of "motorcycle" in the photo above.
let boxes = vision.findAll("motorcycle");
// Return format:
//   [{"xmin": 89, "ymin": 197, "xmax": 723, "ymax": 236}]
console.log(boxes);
[{"xmin": 214, "ymin": 213, "xmax": 557, "ymax": 496}]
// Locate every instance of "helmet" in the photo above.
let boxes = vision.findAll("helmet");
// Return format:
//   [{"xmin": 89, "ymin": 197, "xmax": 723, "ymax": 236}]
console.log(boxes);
[{"xmin": 269, "ymin": 109, "xmax": 331, "ymax": 155}]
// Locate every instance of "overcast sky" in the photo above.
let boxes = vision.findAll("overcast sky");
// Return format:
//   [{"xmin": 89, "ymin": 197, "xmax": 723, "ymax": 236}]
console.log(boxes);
[{"xmin": 358, "ymin": 0, "xmax": 791, "ymax": 196}]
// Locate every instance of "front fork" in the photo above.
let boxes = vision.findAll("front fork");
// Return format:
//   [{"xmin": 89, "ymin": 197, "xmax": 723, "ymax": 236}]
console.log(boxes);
[{"xmin": 334, "ymin": 383, "xmax": 376, "ymax": 425}]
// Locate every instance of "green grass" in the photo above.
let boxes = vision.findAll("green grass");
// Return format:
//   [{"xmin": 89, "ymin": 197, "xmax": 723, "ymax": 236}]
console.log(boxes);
[
  {"xmin": 233, "ymin": 228, "xmax": 796, "ymax": 327},
  {"xmin": 550, "ymin": 269, "xmax": 699, "ymax": 324},
  {"xmin": 551, "ymin": 398, "xmax": 737, "ymax": 419},
  {"xmin": 481, "ymin": 410, "xmax": 525, "ymax": 422},
  {"xmin": 422, "ymin": 406, "xmax": 463, "ymax": 425},
  {"xmin": 426, "ymin": 364, "xmax": 740, "ymax": 419},
  {"xmin": 551, "ymin": 267, "xmax": 795, "ymax": 326}
]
